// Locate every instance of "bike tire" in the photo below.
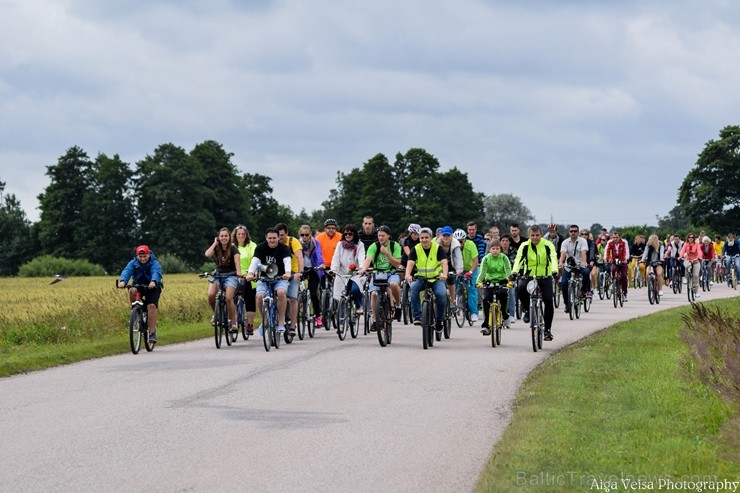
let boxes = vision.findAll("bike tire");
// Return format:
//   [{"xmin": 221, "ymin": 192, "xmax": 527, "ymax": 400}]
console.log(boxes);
[
  {"xmin": 296, "ymin": 295, "xmax": 306, "ymax": 341},
  {"xmin": 261, "ymin": 302, "xmax": 271, "ymax": 352},
  {"xmin": 568, "ymin": 284, "xmax": 575, "ymax": 320},
  {"xmin": 377, "ymin": 296, "xmax": 388, "ymax": 347},
  {"xmin": 401, "ymin": 283, "xmax": 410, "ymax": 325},
  {"xmin": 237, "ymin": 297, "xmax": 249, "ymax": 341},
  {"xmin": 648, "ymin": 277, "xmax": 655, "ymax": 305},
  {"xmin": 213, "ymin": 302, "xmax": 224, "ymax": 349},
  {"xmin": 421, "ymin": 300, "xmax": 430, "ymax": 350},
  {"xmin": 224, "ymin": 301, "xmax": 235, "ymax": 346},
  {"xmin": 274, "ymin": 326, "xmax": 281, "ymax": 348},
  {"xmin": 574, "ymin": 289, "xmax": 581, "ymax": 319},
  {"xmin": 536, "ymin": 303, "xmax": 543, "ymax": 350},
  {"xmin": 283, "ymin": 326, "xmax": 294, "ymax": 344},
  {"xmin": 129, "ymin": 305, "xmax": 142, "ymax": 355},
  {"xmin": 598, "ymin": 275, "xmax": 605, "ymax": 300},
  {"xmin": 454, "ymin": 291, "xmax": 465, "ymax": 328},
  {"xmin": 363, "ymin": 294, "xmax": 371, "ymax": 335},
  {"xmin": 495, "ymin": 303, "xmax": 502, "ymax": 347},
  {"xmin": 351, "ymin": 307, "xmax": 360, "ymax": 339},
  {"xmin": 337, "ymin": 299, "xmax": 349, "ymax": 341},
  {"xmin": 583, "ymin": 294, "xmax": 591, "ymax": 312},
  {"xmin": 515, "ymin": 294, "xmax": 522, "ymax": 319},
  {"xmin": 553, "ymin": 282, "xmax": 560, "ymax": 308},
  {"xmin": 530, "ymin": 302, "xmax": 538, "ymax": 353}
]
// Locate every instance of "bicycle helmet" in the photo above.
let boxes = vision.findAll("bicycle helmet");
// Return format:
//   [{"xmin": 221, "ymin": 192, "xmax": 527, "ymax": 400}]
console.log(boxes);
[
  {"xmin": 453, "ymin": 229, "xmax": 467, "ymax": 240},
  {"xmin": 324, "ymin": 218, "xmax": 338, "ymax": 227},
  {"xmin": 408, "ymin": 223, "xmax": 421, "ymax": 234}
]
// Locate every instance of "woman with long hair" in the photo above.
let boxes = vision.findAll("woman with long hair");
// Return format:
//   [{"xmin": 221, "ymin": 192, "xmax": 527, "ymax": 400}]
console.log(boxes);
[
  {"xmin": 298, "ymin": 224, "xmax": 326, "ymax": 327},
  {"xmin": 331, "ymin": 224, "xmax": 366, "ymax": 312},
  {"xmin": 232, "ymin": 225, "xmax": 257, "ymax": 335},
  {"xmin": 205, "ymin": 227, "xmax": 241, "ymax": 333}
]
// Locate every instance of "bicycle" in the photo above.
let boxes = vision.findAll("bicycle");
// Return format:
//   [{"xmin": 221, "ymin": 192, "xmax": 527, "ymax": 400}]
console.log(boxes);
[
  {"xmin": 566, "ymin": 266, "xmax": 583, "ymax": 320},
  {"xmin": 400, "ymin": 275, "xmax": 412, "ymax": 325},
  {"xmin": 415, "ymin": 276, "xmax": 443, "ymax": 350},
  {"xmin": 610, "ymin": 261, "xmax": 624, "ymax": 309},
  {"xmin": 334, "ymin": 272, "xmax": 360, "ymax": 341},
  {"xmin": 596, "ymin": 261, "xmax": 611, "ymax": 300},
  {"xmin": 373, "ymin": 272, "xmax": 394, "ymax": 347},
  {"xmin": 670, "ymin": 258, "xmax": 683, "ymax": 294},
  {"xmin": 524, "ymin": 276, "xmax": 548, "ymax": 353},
  {"xmin": 200, "ymin": 271, "xmax": 237, "ymax": 349},
  {"xmin": 700, "ymin": 260, "xmax": 712, "ymax": 293},
  {"xmin": 713, "ymin": 260, "xmax": 726, "ymax": 285},
  {"xmin": 235, "ymin": 281, "xmax": 252, "ymax": 341},
  {"xmin": 630, "ymin": 256, "xmax": 644, "ymax": 289},
  {"xmin": 361, "ymin": 270, "xmax": 373, "ymax": 336},
  {"xmin": 258, "ymin": 275, "xmax": 282, "ymax": 352},
  {"xmin": 318, "ymin": 273, "xmax": 335, "ymax": 330},
  {"xmin": 481, "ymin": 281, "xmax": 507, "ymax": 348},
  {"xmin": 684, "ymin": 259, "xmax": 697, "ymax": 302},
  {"xmin": 453, "ymin": 275, "xmax": 473, "ymax": 328},
  {"xmin": 120, "ymin": 283, "xmax": 155, "ymax": 354},
  {"xmin": 552, "ymin": 277, "xmax": 561, "ymax": 309},
  {"xmin": 728, "ymin": 255, "xmax": 739, "ymax": 290},
  {"xmin": 646, "ymin": 261, "xmax": 662, "ymax": 305},
  {"xmin": 297, "ymin": 267, "xmax": 319, "ymax": 340}
]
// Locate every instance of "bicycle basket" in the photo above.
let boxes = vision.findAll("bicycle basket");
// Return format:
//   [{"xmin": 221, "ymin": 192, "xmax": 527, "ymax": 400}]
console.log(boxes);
[{"xmin": 373, "ymin": 272, "xmax": 389, "ymax": 287}]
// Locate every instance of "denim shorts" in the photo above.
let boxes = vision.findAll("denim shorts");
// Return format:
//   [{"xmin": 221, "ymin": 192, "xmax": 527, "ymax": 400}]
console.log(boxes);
[
  {"xmin": 256, "ymin": 279, "xmax": 289, "ymax": 296},
  {"xmin": 369, "ymin": 273, "xmax": 400, "ymax": 292},
  {"xmin": 287, "ymin": 278, "xmax": 299, "ymax": 299},
  {"xmin": 210, "ymin": 275, "xmax": 238, "ymax": 291}
]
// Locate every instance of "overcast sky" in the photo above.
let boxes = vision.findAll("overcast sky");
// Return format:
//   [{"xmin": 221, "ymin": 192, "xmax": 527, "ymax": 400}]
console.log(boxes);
[{"xmin": 1, "ymin": 0, "xmax": 738, "ymax": 229}]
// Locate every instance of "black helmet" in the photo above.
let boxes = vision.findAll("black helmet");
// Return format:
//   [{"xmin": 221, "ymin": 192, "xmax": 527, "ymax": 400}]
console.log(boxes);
[{"xmin": 324, "ymin": 218, "xmax": 338, "ymax": 227}]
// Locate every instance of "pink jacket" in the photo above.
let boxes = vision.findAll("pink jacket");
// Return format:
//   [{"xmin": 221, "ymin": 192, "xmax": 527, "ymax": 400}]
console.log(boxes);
[{"xmin": 679, "ymin": 242, "xmax": 703, "ymax": 263}]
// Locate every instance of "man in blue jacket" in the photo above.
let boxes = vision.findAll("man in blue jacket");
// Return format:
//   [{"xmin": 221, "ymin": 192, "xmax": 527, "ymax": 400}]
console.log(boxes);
[{"xmin": 117, "ymin": 245, "xmax": 163, "ymax": 344}]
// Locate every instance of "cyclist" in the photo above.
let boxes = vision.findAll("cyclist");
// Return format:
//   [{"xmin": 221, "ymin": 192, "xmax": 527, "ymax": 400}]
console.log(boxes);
[
  {"xmin": 117, "ymin": 245, "xmax": 163, "ymax": 344},
  {"xmin": 466, "ymin": 221, "xmax": 487, "ymax": 322},
  {"xmin": 604, "ymin": 229, "xmax": 630, "ymax": 301},
  {"xmin": 358, "ymin": 225, "xmax": 402, "ymax": 328},
  {"xmin": 276, "ymin": 223, "xmax": 304, "ymax": 335},
  {"xmin": 679, "ymin": 233, "xmax": 702, "ymax": 297},
  {"xmin": 580, "ymin": 228, "xmax": 599, "ymax": 296},
  {"xmin": 713, "ymin": 235, "xmax": 725, "ymax": 258},
  {"xmin": 641, "ymin": 234, "xmax": 665, "ymax": 296},
  {"xmin": 699, "ymin": 236, "xmax": 716, "ymax": 287},
  {"xmin": 245, "ymin": 227, "xmax": 292, "ymax": 334},
  {"xmin": 233, "ymin": 225, "xmax": 258, "ymax": 335},
  {"xmin": 405, "ymin": 227, "xmax": 449, "ymax": 333},
  {"xmin": 510, "ymin": 225, "xmax": 558, "ymax": 341},
  {"xmin": 509, "ymin": 223, "xmax": 527, "ymax": 251},
  {"xmin": 488, "ymin": 226, "xmax": 500, "ymax": 241},
  {"xmin": 331, "ymin": 224, "xmax": 366, "ymax": 314},
  {"xmin": 435, "ymin": 226, "xmax": 463, "ymax": 309},
  {"xmin": 205, "ymin": 227, "xmax": 241, "ymax": 335},
  {"xmin": 316, "ymin": 218, "xmax": 342, "ymax": 296},
  {"xmin": 358, "ymin": 215, "xmax": 378, "ymax": 252},
  {"xmin": 476, "ymin": 239, "xmax": 512, "ymax": 335},
  {"xmin": 500, "ymin": 233, "xmax": 517, "ymax": 326},
  {"xmin": 455, "ymin": 228, "xmax": 480, "ymax": 322},
  {"xmin": 558, "ymin": 224, "xmax": 592, "ymax": 313},
  {"xmin": 298, "ymin": 224, "xmax": 326, "ymax": 328},
  {"xmin": 629, "ymin": 235, "xmax": 646, "ymax": 288},
  {"xmin": 544, "ymin": 223, "xmax": 565, "ymax": 252},
  {"xmin": 401, "ymin": 223, "xmax": 421, "ymax": 268},
  {"xmin": 665, "ymin": 234, "xmax": 685, "ymax": 286},
  {"xmin": 722, "ymin": 232, "xmax": 740, "ymax": 286}
]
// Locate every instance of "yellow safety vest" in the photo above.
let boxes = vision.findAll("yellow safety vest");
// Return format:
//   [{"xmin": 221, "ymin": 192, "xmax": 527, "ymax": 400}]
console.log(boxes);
[{"xmin": 414, "ymin": 242, "xmax": 442, "ymax": 279}]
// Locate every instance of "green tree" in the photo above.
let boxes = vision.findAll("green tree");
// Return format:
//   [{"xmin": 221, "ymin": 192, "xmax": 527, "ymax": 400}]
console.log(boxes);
[
  {"xmin": 0, "ymin": 181, "xmax": 35, "ymax": 275},
  {"xmin": 190, "ymin": 140, "xmax": 250, "ymax": 230},
  {"xmin": 678, "ymin": 125, "xmax": 740, "ymax": 232},
  {"xmin": 656, "ymin": 205, "xmax": 690, "ymax": 232},
  {"xmin": 482, "ymin": 193, "xmax": 533, "ymax": 231},
  {"xmin": 78, "ymin": 153, "xmax": 136, "ymax": 273},
  {"xmin": 37, "ymin": 146, "xmax": 92, "ymax": 258},
  {"xmin": 135, "ymin": 143, "xmax": 215, "ymax": 267},
  {"xmin": 241, "ymin": 172, "xmax": 295, "ymax": 237}
]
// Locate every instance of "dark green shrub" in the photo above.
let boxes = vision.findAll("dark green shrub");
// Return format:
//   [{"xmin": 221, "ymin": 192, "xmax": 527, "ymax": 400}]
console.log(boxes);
[
  {"xmin": 157, "ymin": 253, "xmax": 192, "ymax": 274},
  {"xmin": 18, "ymin": 256, "xmax": 106, "ymax": 277}
]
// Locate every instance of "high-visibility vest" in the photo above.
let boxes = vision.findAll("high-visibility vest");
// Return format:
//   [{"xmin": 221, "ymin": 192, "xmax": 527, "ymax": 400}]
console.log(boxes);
[{"xmin": 414, "ymin": 242, "xmax": 442, "ymax": 279}]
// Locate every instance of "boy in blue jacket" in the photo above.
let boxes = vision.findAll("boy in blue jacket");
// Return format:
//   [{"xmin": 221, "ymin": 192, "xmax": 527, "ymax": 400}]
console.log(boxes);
[{"xmin": 117, "ymin": 245, "xmax": 163, "ymax": 343}]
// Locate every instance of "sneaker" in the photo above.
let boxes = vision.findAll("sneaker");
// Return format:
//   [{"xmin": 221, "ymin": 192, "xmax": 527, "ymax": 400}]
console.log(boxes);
[
  {"xmin": 257, "ymin": 325, "xmax": 264, "ymax": 336},
  {"xmin": 564, "ymin": 305, "xmax": 570, "ymax": 313},
  {"xmin": 544, "ymin": 331, "xmax": 553, "ymax": 341},
  {"xmin": 356, "ymin": 307, "xmax": 364, "ymax": 315},
  {"xmin": 370, "ymin": 321, "xmax": 377, "ymax": 332},
  {"xmin": 435, "ymin": 321, "xmax": 444, "ymax": 333},
  {"xmin": 450, "ymin": 302, "xmax": 458, "ymax": 311},
  {"xmin": 277, "ymin": 324, "xmax": 286, "ymax": 333},
  {"xmin": 480, "ymin": 322, "xmax": 490, "ymax": 330},
  {"xmin": 523, "ymin": 311, "xmax": 530, "ymax": 324},
  {"xmin": 247, "ymin": 324, "xmax": 254, "ymax": 336},
  {"xmin": 471, "ymin": 314, "xmax": 479, "ymax": 322},
  {"xmin": 210, "ymin": 316, "xmax": 215, "ymax": 326},
  {"xmin": 695, "ymin": 293, "xmax": 701, "ymax": 299},
  {"xmin": 394, "ymin": 307, "xmax": 402, "ymax": 321},
  {"xmin": 413, "ymin": 318, "xmax": 422, "ymax": 326},
  {"xmin": 230, "ymin": 325, "xmax": 238, "ymax": 334},
  {"xmin": 148, "ymin": 332, "xmax": 157, "ymax": 344},
  {"xmin": 481, "ymin": 328, "xmax": 491, "ymax": 336},
  {"xmin": 315, "ymin": 316, "xmax": 324, "ymax": 328},
  {"xmin": 658, "ymin": 290, "xmax": 663, "ymax": 296},
  {"xmin": 288, "ymin": 325, "xmax": 296, "ymax": 335},
  {"xmin": 682, "ymin": 278, "xmax": 687, "ymax": 285},
  {"xmin": 586, "ymin": 290, "xmax": 593, "ymax": 298},
  {"xmin": 504, "ymin": 318, "xmax": 511, "ymax": 329}
]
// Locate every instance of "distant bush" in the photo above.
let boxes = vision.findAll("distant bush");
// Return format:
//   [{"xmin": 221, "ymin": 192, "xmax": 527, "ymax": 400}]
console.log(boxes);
[
  {"xmin": 198, "ymin": 260, "xmax": 216, "ymax": 274},
  {"xmin": 157, "ymin": 253, "xmax": 192, "ymax": 274},
  {"xmin": 18, "ymin": 256, "xmax": 106, "ymax": 277}
]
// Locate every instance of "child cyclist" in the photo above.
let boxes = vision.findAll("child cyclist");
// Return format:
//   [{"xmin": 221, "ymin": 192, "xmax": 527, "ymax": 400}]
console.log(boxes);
[
  {"xmin": 476, "ymin": 239, "xmax": 512, "ymax": 336},
  {"xmin": 117, "ymin": 245, "xmax": 163, "ymax": 344}
]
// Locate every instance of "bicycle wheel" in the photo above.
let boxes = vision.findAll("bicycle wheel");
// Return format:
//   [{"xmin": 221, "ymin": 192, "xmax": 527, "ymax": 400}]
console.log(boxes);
[
  {"xmin": 213, "ymin": 302, "xmax": 224, "ymax": 349},
  {"xmin": 597, "ymin": 274, "xmax": 605, "ymax": 300},
  {"xmin": 261, "ymin": 302, "xmax": 271, "ymax": 352},
  {"xmin": 274, "ymin": 326, "xmax": 281, "ymax": 348},
  {"xmin": 129, "ymin": 305, "xmax": 142, "ymax": 354},
  {"xmin": 618, "ymin": 285, "xmax": 624, "ymax": 307},
  {"xmin": 583, "ymin": 293, "xmax": 591, "ymax": 312},
  {"xmin": 454, "ymin": 291, "xmax": 465, "ymax": 328},
  {"xmin": 553, "ymin": 281, "xmax": 560, "ymax": 308},
  {"xmin": 648, "ymin": 277, "xmax": 655, "ymax": 305},
  {"xmin": 443, "ymin": 298, "xmax": 452, "ymax": 340},
  {"xmin": 351, "ymin": 304, "xmax": 360, "ymax": 339},
  {"xmin": 362, "ymin": 292, "xmax": 371, "ymax": 335},
  {"xmin": 489, "ymin": 303, "xmax": 496, "ymax": 348},
  {"xmin": 494, "ymin": 302, "xmax": 502, "ymax": 347},
  {"xmin": 283, "ymin": 325, "xmax": 294, "ymax": 344},
  {"xmin": 377, "ymin": 296, "xmax": 389, "ymax": 347},
  {"xmin": 612, "ymin": 280, "xmax": 618, "ymax": 308},
  {"xmin": 536, "ymin": 302, "xmax": 543, "ymax": 350},
  {"xmin": 224, "ymin": 301, "xmax": 235, "ymax": 346},
  {"xmin": 421, "ymin": 300, "xmax": 430, "ymax": 350},
  {"xmin": 530, "ymin": 302, "xmax": 539, "ymax": 353},
  {"xmin": 568, "ymin": 283, "xmax": 575, "ymax": 320},
  {"xmin": 515, "ymin": 293, "xmax": 522, "ymax": 319},
  {"xmin": 296, "ymin": 295, "xmax": 306, "ymax": 341},
  {"xmin": 337, "ymin": 298, "xmax": 349, "ymax": 341},
  {"xmin": 237, "ymin": 297, "xmax": 249, "ymax": 341},
  {"xmin": 605, "ymin": 276, "xmax": 611, "ymax": 299}
]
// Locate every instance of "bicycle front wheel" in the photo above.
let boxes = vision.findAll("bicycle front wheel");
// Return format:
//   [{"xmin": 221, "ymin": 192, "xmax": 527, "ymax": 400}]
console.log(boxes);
[
  {"xmin": 421, "ymin": 300, "xmax": 430, "ymax": 350},
  {"xmin": 337, "ymin": 298, "xmax": 349, "ymax": 341},
  {"xmin": 454, "ymin": 291, "xmax": 465, "ymax": 328},
  {"xmin": 213, "ymin": 303, "xmax": 224, "ymax": 349},
  {"xmin": 530, "ymin": 302, "xmax": 539, "ymax": 353},
  {"xmin": 612, "ymin": 281, "xmax": 618, "ymax": 308},
  {"xmin": 129, "ymin": 305, "xmax": 143, "ymax": 355},
  {"xmin": 553, "ymin": 282, "xmax": 560, "ymax": 308},
  {"xmin": 494, "ymin": 303, "xmax": 502, "ymax": 347},
  {"xmin": 261, "ymin": 302, "xmax": 271, "ymax": 352}
]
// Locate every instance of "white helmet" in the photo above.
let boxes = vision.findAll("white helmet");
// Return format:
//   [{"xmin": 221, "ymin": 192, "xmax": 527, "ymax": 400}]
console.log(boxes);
[
  {"xmin": 453, "ymin": 228, "xmax": 467, "ymax": 240},
  {"xmin": 408, "ymin": 223, "xmax": 421, "ymax": 234}
]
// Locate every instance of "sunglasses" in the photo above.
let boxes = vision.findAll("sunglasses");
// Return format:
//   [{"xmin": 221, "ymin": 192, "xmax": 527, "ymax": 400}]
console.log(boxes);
[
  {"xmin": 580, "ymin": 232, "xmax": 589, "ymax": 236},
  {"xmin": 300, "ymin": 233, "xmax": 310, "ymax": 237},
  {"xmin": 569, "ymin": 230, "xmax": 578, "ymax": 233},
  {"xmin": 344, "ymin": 231, "xmax": 354, "ymax": 236}
]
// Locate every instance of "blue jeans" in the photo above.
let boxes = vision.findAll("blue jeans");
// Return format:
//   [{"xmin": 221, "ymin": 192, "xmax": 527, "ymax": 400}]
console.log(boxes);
[
  {"xmin": 726, "ymin": 256, "xmax": 740, "ymax": 281},
  {"xmin": 467, "ymin": 266, "xmax": 480, "ymax": 316},
  {"xmin": 559, "ymin": 266, "xmax": 592, "ymax": 298},
  {"xmin": 507, "ymin": 286, "xmax": 516, "ymax": 318},
  {"xmin": 410, "ymin": 278, "xmax": 447, "ymax": 322}
]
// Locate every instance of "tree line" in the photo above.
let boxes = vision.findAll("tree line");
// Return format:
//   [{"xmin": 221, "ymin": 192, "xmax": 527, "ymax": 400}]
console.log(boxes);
[{"xmin": 2, "ymin": 125, "xmax": 738, "ymax": 276}]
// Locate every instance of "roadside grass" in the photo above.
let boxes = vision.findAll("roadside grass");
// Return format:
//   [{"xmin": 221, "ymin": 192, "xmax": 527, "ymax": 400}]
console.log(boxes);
[
  {"xmin": 475, "ymin": 299, "xmax": 739, "ymax": 492},
  {"xmin": 0, "ymin": 274, "xmax": 216, "ymax": 377}
]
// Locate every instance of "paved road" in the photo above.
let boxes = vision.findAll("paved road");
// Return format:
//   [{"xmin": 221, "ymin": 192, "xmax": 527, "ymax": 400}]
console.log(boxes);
[{"xmin": 1, "ymin": 284, "xmax": 737, "ymax": 493}]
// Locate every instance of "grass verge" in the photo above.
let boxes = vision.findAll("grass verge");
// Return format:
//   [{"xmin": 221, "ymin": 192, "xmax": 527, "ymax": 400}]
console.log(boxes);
[{"xmin": 475, "ymin": 298, "xmax": 739, "ymax": 492}]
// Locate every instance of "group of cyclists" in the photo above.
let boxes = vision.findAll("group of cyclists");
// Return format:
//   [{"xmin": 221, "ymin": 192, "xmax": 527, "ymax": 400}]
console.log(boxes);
[{"xmin": 116, "ymin": 216, "xmax": 740, "ymax": 347}]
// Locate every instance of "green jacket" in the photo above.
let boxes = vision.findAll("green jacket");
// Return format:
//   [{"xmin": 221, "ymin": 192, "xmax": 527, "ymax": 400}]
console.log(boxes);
[
  {"xmin": 511, "ymin": 239, "xmax": 558, "ymax": 277},
  {"xmin": 476, "ymin": 253, "xmax": 511, "ymax": 284}
]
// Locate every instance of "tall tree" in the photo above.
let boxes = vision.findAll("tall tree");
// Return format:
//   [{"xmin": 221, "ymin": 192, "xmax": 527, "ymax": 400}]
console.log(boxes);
[
  {"xmin": 678, "ymin": 125, "xmax": 740, "ymax": 232},
  {"xmin": 190, "ymin": 140, "xmax": 250, "ymax": 230},
  {"xmin": 135, "ymin": 143, "xmax": 215, "ymax": 267},
  {"xmin": 435, "ymin": 167, "xmax": 485, "ymax": 229},
  {"xmin": 0, "ymin": 181, "xmax": 35, "ymax": 275},
  {"xmin": 78, "ymin": 153, "xmax": 136, "ymax": 273},
  {"xmin": 37, "ymin": 146, "xmax": 93, "ymax": 258},
  {"xmin": 241, "ymin": 172, "xmax": 292, "ymax": 237},
  {"xmin": 482, "ymin": 193, "xmax": 534, "ymax": 231}
]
